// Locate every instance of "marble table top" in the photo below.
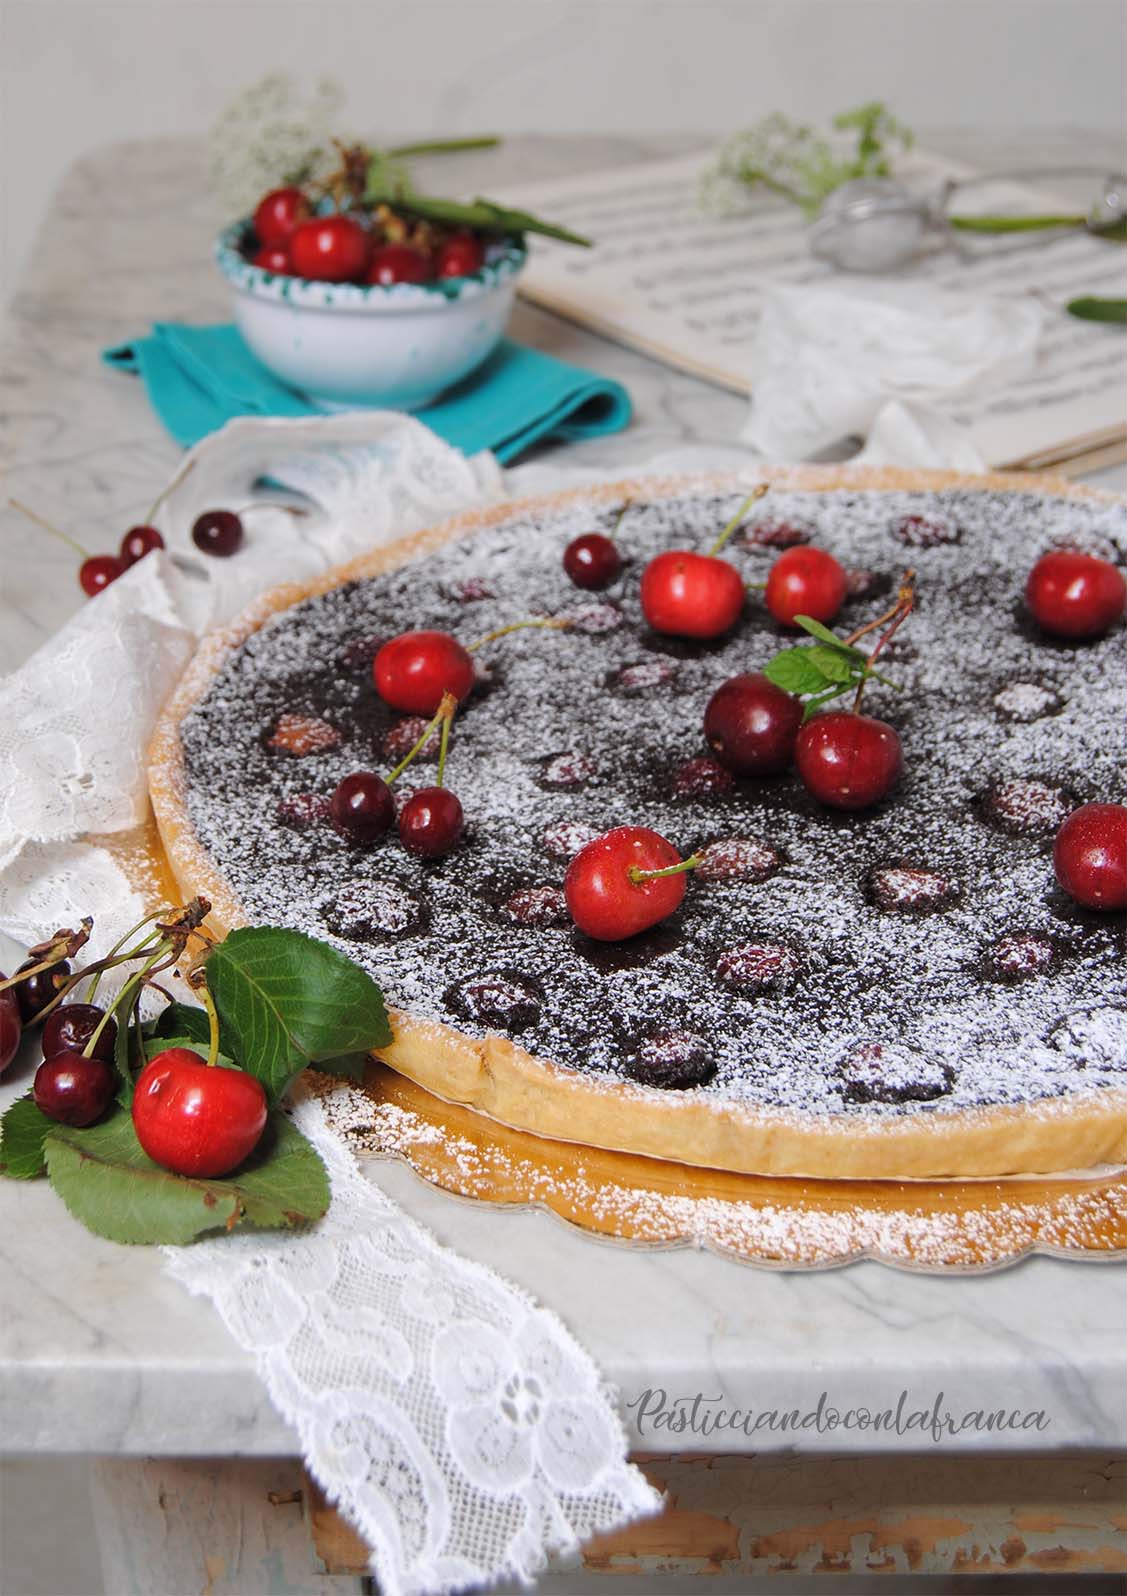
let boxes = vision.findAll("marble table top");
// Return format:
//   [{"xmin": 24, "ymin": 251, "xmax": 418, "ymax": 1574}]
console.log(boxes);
[{"xmin": 1, "ymin": 131, "xmax": 1125, "ymax": 1459}]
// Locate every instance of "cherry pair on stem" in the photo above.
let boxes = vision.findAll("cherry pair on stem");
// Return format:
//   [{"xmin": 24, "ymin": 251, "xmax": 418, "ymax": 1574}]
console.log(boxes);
[{"xmin": 331, "ymin": 688, "xmax": 465, "ymax": 859}]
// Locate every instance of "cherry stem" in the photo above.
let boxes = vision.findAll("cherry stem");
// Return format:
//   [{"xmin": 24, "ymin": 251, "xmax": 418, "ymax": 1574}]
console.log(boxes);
[
  {"xmin": 200, "ymin": 982, "xmax": 221, "ymax": 1068},
  {"xmin": 852, "ymin": 570, "xmax": 916, "ymax": 714},
  {"xmin": 608, "ymin": 501, "xmax": 631, "ymax": 537},
  {"xmin": 468, "ymin": 616, "xmax": 572, "ymax": 653},
  {"xmin": 435, "ymin": 693, "xmax": 457, "ymax": 789},
  {"xmin": 143, "ymin": 456, "xmax": 196, "ymax": 526},
  {"xmin": 627, "ymin": 853, "xmax": 703, "ymax": 886},
  {"xmin": 383, "ymin": 691, "xmax": 457, "ymax": 785},
  {"xmin": 707, "ymin": 483, "xmax": 768, "ymax": 557},
  {"xmin": 8, "ymin": 498, "xmax": 90, "ymax": 559},
  {"xmin": 83, "ymin": 947, "xmax": 165, "ymax": 1058},
  {"xmin": 841, "ymin": 570, "xmax": 916, "ymax": 650},
  {"xmin": 84, "ymin": 910, "xmax": 167, "ymax": 1003}
]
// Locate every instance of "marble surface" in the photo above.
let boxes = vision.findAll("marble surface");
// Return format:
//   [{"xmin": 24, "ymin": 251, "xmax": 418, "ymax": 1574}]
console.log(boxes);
[{"xmin": 1, "ymin": 132, "xmax": 1126, "ymax": 1459}]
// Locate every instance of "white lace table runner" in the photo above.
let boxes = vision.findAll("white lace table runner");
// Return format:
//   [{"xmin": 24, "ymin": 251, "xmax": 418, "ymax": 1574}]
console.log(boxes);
[{"xmin": 0, "ymin": 413, "xmax": 662, "ymax": 1596}]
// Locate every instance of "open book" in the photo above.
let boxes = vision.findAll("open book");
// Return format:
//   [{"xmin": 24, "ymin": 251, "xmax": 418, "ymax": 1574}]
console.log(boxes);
[{"xmin": 498, "ymin": 149, "xmax": 1127, "ymax": 474}]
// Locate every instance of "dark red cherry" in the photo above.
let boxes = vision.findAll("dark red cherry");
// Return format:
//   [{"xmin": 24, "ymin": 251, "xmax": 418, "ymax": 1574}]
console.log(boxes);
[
  {"xmin": 367, "ymin": 244, "xmax": 431, "ymax": 285},
  {"xmin": 15, "ymin": 959, "xmax": 71, "ymax": 1024},
  {"xmin": 119, "ymin": 525, "xmax": 165, "ymax": 567},
  {"xmin": 704, "ymin": 672, "xmax": 803, "ymax": 775},
  {"xmin": 399, "ymin": 788, "xmax": 465, "ymax": 858},
  {"xmin": 563, "ymin": 533, "xmax": 622, "ymax": 590},
  {"xmin": 436, "ymin": 232, "xmax": 485, "ymax": 278},
  {"xmin": 330, "ymin": 772, "xmax": 395, "ymax": 845},
  {"xmin": 41, "ymin": 1002, "xmax": 116, "ymax": 1062},
  {"xmin": 252, "ymin": 243, "xmax": 293, "ymax": 274},
  {"xmin": 374, "ymin": 630, "xmax": 476, "ymax": 715},
  {"xmin": 253, "ymin": 186, "xmax": 310, "ymax": 245},
  {"xmin": 1025, "ymin": 550, "xmax": 1126, "ymax": 639},
  {"xmin": 1053, "ymin": 802, "xmax": 1127, "ymax": 911},
  {"xmin": 0, "ymin": 979, "xmax": 21, "ymax": 1076},
  {"xmin": 795, "ymin": 711, "xmax": 902, "ymax": 809},
  {"xmin": 765, "ymin": 546, "xmax": 847, "ymax": 627},
  {"xmin": 33, "ymin": 1050, "xmax": 115, "ymax": 1127},
  {"xmin": 565, "ymin": 826, "xmax": 691, "ymax": 941},
  {"xmin": 640, "ymin": 551, "xmax": 744, "ymax": 639},
  {"xmin": 79, "ymin": 554, "xmax": 123, "ymax": 597},
  {"xmin": 289, "ymin": 214, "xmax": 370, "ymax": 282},
  {"xmin": 191, "ymin": 510, "xmax": 244, "ymax": 557}
]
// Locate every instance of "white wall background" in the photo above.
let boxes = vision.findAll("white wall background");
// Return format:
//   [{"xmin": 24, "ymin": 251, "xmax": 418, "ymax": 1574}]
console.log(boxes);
[{"xmin": 1, "ymin": 0, "xmax": 1126, "ymax": 301}]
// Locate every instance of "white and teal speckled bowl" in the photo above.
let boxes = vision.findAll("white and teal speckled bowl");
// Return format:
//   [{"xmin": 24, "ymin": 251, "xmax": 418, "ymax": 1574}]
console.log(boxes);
[{"xmin": 214, "ymin": 223, "xmax": 527, "ymax": 411}]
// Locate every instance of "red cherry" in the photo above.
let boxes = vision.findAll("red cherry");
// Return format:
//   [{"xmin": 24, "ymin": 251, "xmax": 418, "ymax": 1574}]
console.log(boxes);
[
  {"xmin": 1053, "ymin": 802, "xmax": 1127, "ymax": 911},
  {"xmin": 42, "ymin": 1002, "xmax": 116, "ymax": 1063},
  {"xmin": 640, "ymin": 551, "xmax": 744, "ymax": 639},
  {"xmin": 330, "ymin": 771, "xmax": 395, "ymax": 845},
  {"xmin": 795, "ymin": 711, "xmax": 902, "ymax": 809},
  {"xmin": 79, "ymin": 554, "xmax": 123, "ymax": 597},
  {"xmin": 399, "ymin": 788, "xmax": 465, "ymax": 858},
  {"xmin": 1025, "ymin": 550, "xmax": 1126, "ymax": 639},
  {"xmin": 367, "ymin": 244, "xmax": 431, "ymax": 285},
  {"xmin": 374, "ymin": 630, "xmax": 476, "ymax": 715},
  {"xmin": 436, "ymin": 232, "xmax": 485, "ymax": 278},
  {"xmin": 253, "ymin": 186, "xmax": 311, "ymax": 245},
  {"xmin": 0, "ymin": 980, "xmax": 21, "ymax": 1076},
  {"xmin": 765, "ymin": 546, "xmax": 847, "ymax": 628},
  {"xmin": 565, "ymin": 826, "xmax": 691, "ymax": 941},
  {"xmin": 704, "ymin": 672, "xmax": 803, "ymax": 775},
  {"xmin": 119, "ymin": 524, "xmax": 164, "ymax": 567},
  {"xmin": 252, "ymin": 243, "xmax": 294, "ymax": 274},
  {"xmin": 14, "ymin": 958, "xmax": 71, "ymax": 1023},
  {"xmin": 563, "ymin": 533, "xmax": 622, "ymax": 590},
  {"xmin": 191, "ymin": 509, "xmax": 244, "ymax": 557},
  {"xmin": 289, "ymin": 215, "xmax": 370, "ymax": 283},
  {"xmin": 33, "ymin": 1051, "xmax": 115, "ymax": 1127},
  {"xmin": 132, "ymin": 1048, "xmax": 268, "ymax": 1178}
]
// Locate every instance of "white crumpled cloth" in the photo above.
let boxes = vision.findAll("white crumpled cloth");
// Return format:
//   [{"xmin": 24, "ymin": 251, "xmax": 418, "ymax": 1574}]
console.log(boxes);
[
  {"xmin": 741, "ymin": 282, "xmax": 1046, "ymax": 469},
  {"xmin": 0, "ymin": 413, "xmax": 661, "ymax": 1596}
]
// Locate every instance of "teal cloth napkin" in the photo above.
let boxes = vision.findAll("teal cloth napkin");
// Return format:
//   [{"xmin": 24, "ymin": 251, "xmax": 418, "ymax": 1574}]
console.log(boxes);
[{"xmin": 103, "ymin": 323, "xmax": 631, "ymax": 463}]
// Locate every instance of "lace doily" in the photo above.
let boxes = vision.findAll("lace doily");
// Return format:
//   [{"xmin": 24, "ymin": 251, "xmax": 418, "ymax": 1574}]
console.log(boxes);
[{"xmin": 0, "ymin": 413, "xmax": 661, "ymax": 1596}]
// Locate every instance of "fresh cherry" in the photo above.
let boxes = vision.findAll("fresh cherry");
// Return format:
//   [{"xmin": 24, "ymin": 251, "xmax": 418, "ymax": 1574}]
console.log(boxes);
[
  {"xmin": 765, "ymin": 546, "xmax": 847, "ymax": 628},
  {"xmin": 33, "ymin": 1050, "xmax": 115, "ymax": 1127},
  {"xmin": 1053, "ymin": 802, "xmax": 1127, "ymax": 911},
  {"xmin": 367, "ymin": 244, "xmax": 431, "ymax": 285},
  {"xmin": 0, "ymin": 980, "xmax": 21, "ymax": 1076},
  {"xmin": 253, "ymin": 186, "xmax": 310, "ymax": 245},
  {"xmin": 191, "ymin": 509, "xmax": 244, "ymax": 557},
  {"xmin": 132, "ymin": 1048, "xmax": 268, "ymax": 1178},
  {"xmin": 289, "ymin": 215, "xmax": 370, "ymax": 283},
  {"xmin": 374, "ymin": 630, "xmax": 476, "ymax": 715},
  {"xmin": 565, "ymin": 826, "xmax": 694, "ymax": 941},
  {"xmin": 795, "ymin": 711, "xmax": 902, "ymax": 809},
  {"xmin": 704, "ymin": 672, "xmax": 802, "ymax": 775},
  {"xmin": 563, "ymin": 533, "xmax": 622, "ymax": 590},
  {"xmin": 1025, "ymin": 549, "xmax": 1126, "ymax": 639},
  {"xmin": 15, "ymin": 959, "xmax": 71, "ymax": 1024},
  {"xmin": 41, "ymin": 1002, "xmax": 116, "ymax": 1062},
  {"xmin": 399, "ymin": 788, "xmax": 465, "ymax": 858},
  {"xmin": 119, "ymin": 524, "xmax": 164, "ymax": 567},
  {"xmin": 330, "ymin": 772, "xmax": 395, "ymax": 845},
  {"xmin": 640, "ymin": 551, "xmax": 744, "ymax": 639},
  {"xmin": 79, "ymin": 554, "xmax": 124, "ymax": 596},
  {"xmin": 436, "ymin": 232, "xmax": 485, "ymax": 278},
  {"xmin": 252, "ymin": 243, "xmax": 293, "ymax": 274}
]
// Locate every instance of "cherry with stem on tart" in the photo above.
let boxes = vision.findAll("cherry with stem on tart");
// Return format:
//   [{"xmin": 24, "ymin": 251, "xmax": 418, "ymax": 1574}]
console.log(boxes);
[
  {"xmin": 374, "ymin": 617, "xmax": 572, "ymax": 715},
  {"xmin": 398, "ymin": 693, "xmax": 464, "ymax": 858},
  {"xmin": 42, "ymin": 1002, "xmax": 117, "ymax": 1063},
  {"xmin": 1053, "ymin": 802, "xmax": 1127, "ymax": 911},
  {"xmin": 289, "ymin": 214, "xmax": 370, "ymax": 282},
  {"xmin": 704, "ymin": 672, "xmax": 803, "ymax": 775},
  {"xmin": 565, "ymin": 826, "xmax": 702, "ymax": 941},
  {"xmin": 9, "ymin": 498, "xmax": 125, "ymax": 598},
  {"xmin": 0, "ymin": 980, "xmax": 20, "ymax": 1076},
  {"xmin": 253, "ymin": 185, "xmax": 311, "ymax": 245},
  {"xmin": 563, "ymin": 505, "xmax": 627, "ymax": 591},
  {"xmin": 1025, "ymin": 549, "xmax": 1126, "ymax": 640},
  {"xmin": 367, "ymin": 244, "xmax": 431, "ymax": 285},
  {"xmin": 436, "ymin": 232, "xmax": 485, "ymax": 278},
  {"xmin": 795, "ymin": 710, "xmax": 902, "ymax": 810},
  {"xmin": 765, "ymin": 546, "xmax": 847, "ymax": 628},
  {"xmin": 330, "ymin": 771, "xmax": 396, "ymax": 845},
  {"xmin": 33, "ymin": 1050, "xmax": 115, "ymax": 1127},
  {"xmin": 640, "ymin": 484, "xmax": 767, "ymax": 639}
]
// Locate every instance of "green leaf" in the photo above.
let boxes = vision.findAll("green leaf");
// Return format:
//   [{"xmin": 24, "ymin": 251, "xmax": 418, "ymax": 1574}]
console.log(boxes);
[
  {"xmin": 801, "ymin": 684, "xmax": 854, "ymax": 721},
  {"xmin": 363, "ymin": 180, "xmax": 590, "ymax": 246},
  {"xmin": 206, "ymin": 927, "xmax": 391, "ymax": 1104},
  {"xmin": 793, "ymin": 616, "xmax": 866, "ymax": 657},
  {"xmin": 141, "ymin": 1036, "xmax": 234, "ymax": 1070},
  {"xmin": 762, "ymin": 648, "xmax": 838, "ymax": 695},
  {"xmin": 310, "ymin": 1051, "xmax": 371, "ymax": 1084},
  {"xmin": 948, "ymin": 212, "xmax": 1084, "ymax": 234},
  {"xmin": 0, "ymin": 1095, "xmax": 53, "ymax": 1179},
  {"xmin": 153, "ymin": 1001, "xmax": 211, "ymax": 1046},
  {"xmin": 44, "ymin": 1109, "xmax": 330, "ymax": 1245},
  {"xmin": 803, "ymin": 644, "xmax": 856, "ymax": 684},
  {"xmin": 1066, "ymin": 296, "xmax": 1127, "ymax": 324}
]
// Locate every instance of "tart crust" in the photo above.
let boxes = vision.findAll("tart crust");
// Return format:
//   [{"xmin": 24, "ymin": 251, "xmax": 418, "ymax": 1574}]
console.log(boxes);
[{"xmin": 148, "ymin": 466, "xmax": 1127, "ymax": 1180}]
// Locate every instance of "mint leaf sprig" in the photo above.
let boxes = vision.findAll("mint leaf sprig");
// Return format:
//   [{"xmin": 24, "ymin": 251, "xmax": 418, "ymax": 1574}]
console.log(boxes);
[{"xmin": 763, "ymin": 570, "xmax": 916, "ymax": 720}]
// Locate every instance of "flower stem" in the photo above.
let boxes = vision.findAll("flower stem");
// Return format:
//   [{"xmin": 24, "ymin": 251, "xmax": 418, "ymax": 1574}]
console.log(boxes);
[
  {"xmin": 8, "ymin": 499, "xmax": 90, "ymax": 558},
  {"xmin": 468, "ymin": 616, "xmax": 572, "ymax": 652},
  {"xmin": 708, "ymin": 484, "xmax": 768, "ymax": 557},
  {"xmin": 628, "ymin": 853, "xmax": 703, "ymax": 885}
]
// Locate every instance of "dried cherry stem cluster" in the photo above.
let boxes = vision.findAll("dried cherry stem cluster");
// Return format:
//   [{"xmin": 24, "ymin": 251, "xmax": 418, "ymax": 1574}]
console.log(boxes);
[{"xmin": 845, "ymin": 568, "xmax": 916, "ymax": 713}]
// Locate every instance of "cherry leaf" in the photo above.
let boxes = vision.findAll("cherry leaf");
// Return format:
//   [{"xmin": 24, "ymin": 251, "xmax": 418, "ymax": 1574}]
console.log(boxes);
[
  {"xmin": 0, "ymin": 1095, "xmax": 54, "ymax": 1179},
  {"xmin": 762, "ymin": 649, "xmax": 837, "ymax": 695},
  {"xmin": 793, "ymin": 615, "xmax": 867, "ymax": 657}
]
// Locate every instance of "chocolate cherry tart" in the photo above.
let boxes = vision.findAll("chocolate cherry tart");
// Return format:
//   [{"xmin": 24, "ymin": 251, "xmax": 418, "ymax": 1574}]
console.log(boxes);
[{"xmin": 148, "ymin": 469, "xmax": 1127, "ymax": 1180}]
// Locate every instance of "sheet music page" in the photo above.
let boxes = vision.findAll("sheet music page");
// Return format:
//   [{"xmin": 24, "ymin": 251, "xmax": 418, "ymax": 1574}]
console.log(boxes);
[{"xmin": 497, "ymin": 150, "xmax": 1127, "ymax": 467}]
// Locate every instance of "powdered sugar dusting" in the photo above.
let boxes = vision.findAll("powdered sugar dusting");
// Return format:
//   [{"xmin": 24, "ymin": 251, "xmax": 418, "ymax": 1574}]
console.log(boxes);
[{"xmin": 179, "ymin": 483, "xmax": 1127, "ymax": 1127}]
